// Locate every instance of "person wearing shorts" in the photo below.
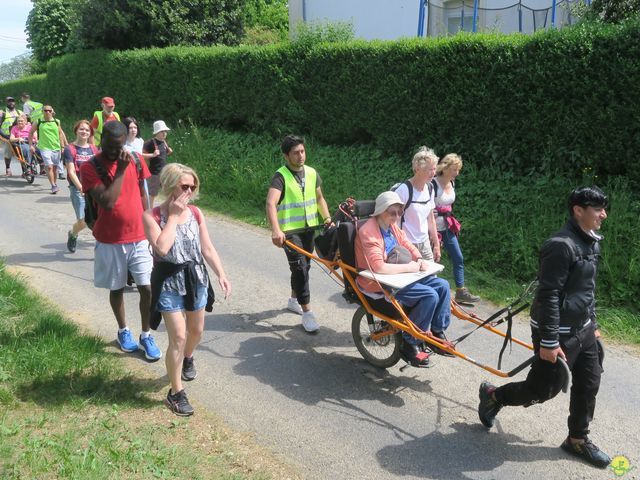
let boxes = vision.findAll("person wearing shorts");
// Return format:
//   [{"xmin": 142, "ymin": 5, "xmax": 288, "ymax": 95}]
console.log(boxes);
[
  {"xmin": 28, "ymin": 105, "xmax": 67, "ymax": 194},
  {"xmin": 80, "ymin": 120, "xmax": 161, "ymax": 361},
  {"xmin": 144, "ymin": 163, "xmax": 231, "ymax": 416},
  {"xmin": 63, "ymin": 120, "xmax": 99, "ymax": 253}
]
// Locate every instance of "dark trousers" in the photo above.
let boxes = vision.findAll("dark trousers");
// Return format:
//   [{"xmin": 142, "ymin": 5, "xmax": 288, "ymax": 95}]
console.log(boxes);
[
  {"xmin": 284, "ymin": 230, "xmax": 315, "ymax": 306},
  {"xmin": 494, "ymin": 322, "xmax": 602, "ymax": 439}
]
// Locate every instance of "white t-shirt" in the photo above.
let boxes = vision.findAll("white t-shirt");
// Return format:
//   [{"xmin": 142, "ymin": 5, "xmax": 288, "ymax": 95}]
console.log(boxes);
[
  {"xmin": 433, "ymin": 177, "xmax": 456, "ymax": 232},
  {"xmin": 124, "ymin": 137, "xmax": 144, "ymax": 154},
  {"xmin": 394, "ymin": 180, "xmax": 435, "ymax": 244}
]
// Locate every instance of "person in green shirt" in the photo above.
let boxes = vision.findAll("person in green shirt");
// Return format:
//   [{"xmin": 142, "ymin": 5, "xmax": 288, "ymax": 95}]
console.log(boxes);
[{"xmin": 28, "ymin": 105, "xmax": 68, "ymax": 194}]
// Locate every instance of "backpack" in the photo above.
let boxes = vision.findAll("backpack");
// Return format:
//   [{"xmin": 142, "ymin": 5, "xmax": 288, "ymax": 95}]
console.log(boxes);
[
  {"xmin": 390, "ymin": 179, "xmax": 433, "ymax": 227},
  {"xmin": 84, "ymin": 153, "xmax": 145, "ymax": 230}
]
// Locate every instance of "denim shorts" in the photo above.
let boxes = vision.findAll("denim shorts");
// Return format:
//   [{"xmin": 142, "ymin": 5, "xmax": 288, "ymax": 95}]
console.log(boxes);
[
  {"xmin": 157, "ymin": 284, "xmax": 208, "ymax": 313},
  {"xmin": 69, "ymin": 184, "xmax": 85, "ymax": 220}
]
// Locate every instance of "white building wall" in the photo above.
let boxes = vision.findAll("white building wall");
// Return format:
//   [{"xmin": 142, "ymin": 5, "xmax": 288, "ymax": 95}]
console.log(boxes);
[
  {"xmin": 289, "ymin": 0, "xmax": 423, "ymax": 40},
  {"xmin": 290, "ymin": 0, "xmax": 578, "ymax": 39}
]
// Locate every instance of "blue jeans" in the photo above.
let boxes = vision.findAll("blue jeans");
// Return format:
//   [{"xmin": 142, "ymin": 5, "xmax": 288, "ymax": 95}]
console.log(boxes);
[
  {"xmin": 440, "ymin": 229, "xmax": 464, "ymax": 288},
  {"xmin": 69, "ymin": 185, "xmax": 85, "ymax": 220},
  {"xmin": 395, "ymin": 275, "xmax": 451, "ymax": 345},
  {"xmin": 157, "ymin": 284, "xmax": 208, "ymax": 313}
]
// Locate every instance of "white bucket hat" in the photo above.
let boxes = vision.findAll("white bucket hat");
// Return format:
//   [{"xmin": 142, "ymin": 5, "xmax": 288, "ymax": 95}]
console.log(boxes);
[
  {"xmin": 152, "ymin": 120, "xmax": 170, "ymax": 135},
  {"xmin": 372, "ymin": 191, "xmax": 404, "ymax": 217}
]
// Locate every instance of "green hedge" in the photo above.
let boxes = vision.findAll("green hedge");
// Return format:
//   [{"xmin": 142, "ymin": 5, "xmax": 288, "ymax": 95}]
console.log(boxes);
[
  {"xmin": 167, "ymin": 124, "xmax": 640, "ymax": 312},
  {"xmin": 0, "ymin": 74, "xmax": 48, "ymax": 104},
  {"xmin": 2, "ymin": 19, "xmax": 638, "ymax": 182}
]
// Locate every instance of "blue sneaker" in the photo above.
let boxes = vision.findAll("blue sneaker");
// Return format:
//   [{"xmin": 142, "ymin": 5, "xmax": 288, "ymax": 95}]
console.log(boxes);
[
  {"xmin": 139, "ymin": 334, "xmax": 162, "ymax": 361},
  {"xmin": 117, "ymin": 328, "xmax": 139, "ymax": 353}
]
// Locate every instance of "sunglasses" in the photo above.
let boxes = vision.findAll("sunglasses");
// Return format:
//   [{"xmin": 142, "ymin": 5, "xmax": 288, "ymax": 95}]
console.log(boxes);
[
  {"xmin": 43, "ymin": 109, "xmax": 53, "ymax": 112},
  {"xmin": 387, "ymin": 208, "xmax": 403, "ymax": 217},
  {"xmin": 181, "ymin": 184, "xmax": 196, "ymax": 192}
]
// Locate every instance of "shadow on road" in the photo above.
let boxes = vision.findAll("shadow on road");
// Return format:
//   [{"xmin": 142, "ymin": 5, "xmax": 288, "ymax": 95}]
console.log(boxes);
[{"xmin": 376, "ymin": 422, "xmax": 566, "ymax": 479}]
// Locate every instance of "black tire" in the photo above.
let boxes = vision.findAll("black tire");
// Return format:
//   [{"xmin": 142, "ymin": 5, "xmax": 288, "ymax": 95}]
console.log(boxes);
[
  {"xmin": 351, "ymin": 305, "xmax": 401, "ymax": 368},
  {"xmin": 26, "ymin": 159, "xmax": 38, "ymax": 184}
]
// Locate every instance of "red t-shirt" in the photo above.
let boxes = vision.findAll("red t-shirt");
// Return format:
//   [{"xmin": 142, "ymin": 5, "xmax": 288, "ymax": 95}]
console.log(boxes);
[{"xmin": 80, "ymin": 153, "xmax": 151, "ymax": 244}]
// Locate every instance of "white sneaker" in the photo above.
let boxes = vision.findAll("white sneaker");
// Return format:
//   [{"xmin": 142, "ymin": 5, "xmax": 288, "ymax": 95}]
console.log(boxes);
[
  {"xmin": 287, "ymin": 297, "xmax": 304, "ymax": 315},
  {"xmin": 301, "ymin": 311, "xmax": 319, "ymax": 333}
]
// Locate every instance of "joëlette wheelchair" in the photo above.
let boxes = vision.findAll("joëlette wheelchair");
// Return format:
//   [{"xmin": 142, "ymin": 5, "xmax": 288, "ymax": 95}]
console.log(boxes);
[
  {"xmin": 0, "ymin": 134, "xmax": 39, "ymax": 184},
  {"xmin": 284, "ymin": 198, "xmax": 571, "ymax": 389}
]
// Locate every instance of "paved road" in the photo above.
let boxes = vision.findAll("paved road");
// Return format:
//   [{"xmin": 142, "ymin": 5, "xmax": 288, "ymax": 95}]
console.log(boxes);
[{"xmin": 1, "ymin": 171, "xmax": 638, "ymax": 480}]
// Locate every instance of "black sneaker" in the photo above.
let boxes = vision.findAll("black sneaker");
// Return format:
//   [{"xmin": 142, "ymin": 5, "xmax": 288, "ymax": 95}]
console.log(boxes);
[
  {"xmin": 181, "ymin": 356, "xmax": 197, "ymax": 381},
  {"xmin": 560, "ymin": 437, "xmax": 611, "ymax": 469},
  {"xmin": 430, "ymin": 331, "xmax": 455, "ymax": 357},
  {"xmin": 478, "ymin": 381, "xmax": 502, "ymax": 428},
  {"xmin": 164, "ymin": 389, "xmax": 194, "ymax": 417},
  {"xmin": 399, "ymin": 341, "xmax": 430, "ymax": 368},
  {"xmin": 67, "ymin": 231, "xmax": 78, "ymax": 253}
]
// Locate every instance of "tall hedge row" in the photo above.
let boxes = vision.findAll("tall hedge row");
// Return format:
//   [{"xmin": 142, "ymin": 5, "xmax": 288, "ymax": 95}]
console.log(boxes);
[
  {"xmin": 0, "ymin": 74, "xmax": 48, "ymax": 104},
  {"xmin": 1, "ymin": 21, "xmax": 638, "ymax": 181}
]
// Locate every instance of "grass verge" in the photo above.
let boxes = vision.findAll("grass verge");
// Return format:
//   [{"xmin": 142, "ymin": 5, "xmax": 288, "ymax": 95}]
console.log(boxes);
[{"xmin": 0, "ymin": 264, "xmax": 296, "ymax": 480}]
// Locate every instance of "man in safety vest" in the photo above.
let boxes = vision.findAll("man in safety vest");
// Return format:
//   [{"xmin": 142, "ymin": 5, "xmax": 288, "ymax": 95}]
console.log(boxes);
[
  {"xmin": 21, "ymin": 93, "xmax": 44, "ymax": 123},
  {"xmin": 90, "ymin": 97, "xmax": 120, "ymax": 146},
  {"xmin": 266, "ymin": 134, "xmax": 332, "ymax": 333},
  {"xmin": 0, "ymin": 96, "xmax": 23, "ymax": 176}
]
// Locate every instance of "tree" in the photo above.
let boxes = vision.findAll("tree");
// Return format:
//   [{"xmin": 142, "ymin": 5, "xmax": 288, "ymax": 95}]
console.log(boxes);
[
  {"xmin": 0, "ymin": 54, "xmax": 41, "ymax": 84},
  {"xmin": 25, "ymin": 0, "xmax": 74, "ymax": 62},
  {"xmin": 587, "ymin": 0, "xmax": 640, "ymax": 22},
  {"xmin": 68, "ymin": 0, "xmax": 244, "ymax": 51},
  {"xmin": 242, "ymin": 0, "xmax": 288, "ymax": 44}
]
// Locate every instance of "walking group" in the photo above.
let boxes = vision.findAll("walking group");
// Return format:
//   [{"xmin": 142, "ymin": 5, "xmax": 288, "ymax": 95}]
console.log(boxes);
[
  {"xmin": 266, "ymin": 135, "xmax": 611, "ymax": 469},
  {"xmin": 2, "ymin": 95, "xmax": 611, "ymax": 468}
]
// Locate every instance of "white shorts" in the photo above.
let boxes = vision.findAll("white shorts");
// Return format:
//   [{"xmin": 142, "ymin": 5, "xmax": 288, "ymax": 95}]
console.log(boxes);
[
  {"xmin": 94, "ymin": 240, "xmax": 153, "ymax": 290},
  {"xmin": 40, "ymin": 149, "xmax": 61, "ymax": 167}
]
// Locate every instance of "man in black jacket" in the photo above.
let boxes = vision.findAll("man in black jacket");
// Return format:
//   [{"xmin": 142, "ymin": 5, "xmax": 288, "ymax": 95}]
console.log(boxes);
[{"xmin": 478, "ymin": 186, "xmax": 611, "ymax": 469}]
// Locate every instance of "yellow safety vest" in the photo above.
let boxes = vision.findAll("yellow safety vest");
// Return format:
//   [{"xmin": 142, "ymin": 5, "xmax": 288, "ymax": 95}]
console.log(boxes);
[
  {"xmin": 276, "ymin": 165, "xmax": 319, "ymax": 232},
  {"xmin": 93, "ymin": 110, "xmax": 121, "ymax": 145},
  {"xmin": 1, "ymin": 109, "xmax": 22, "ymax": 136}
]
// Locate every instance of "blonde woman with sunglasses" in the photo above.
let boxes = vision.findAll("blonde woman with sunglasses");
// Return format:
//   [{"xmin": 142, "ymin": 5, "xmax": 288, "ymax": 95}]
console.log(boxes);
[{"xmin": 143, "ymin": 162, "xmax": 231, "ymax": 416}]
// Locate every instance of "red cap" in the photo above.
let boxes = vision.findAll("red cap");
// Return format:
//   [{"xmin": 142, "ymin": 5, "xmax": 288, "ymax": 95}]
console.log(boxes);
[{"xmin": 101, "ymin": 96, "xmax": 115, "ymax": 107}]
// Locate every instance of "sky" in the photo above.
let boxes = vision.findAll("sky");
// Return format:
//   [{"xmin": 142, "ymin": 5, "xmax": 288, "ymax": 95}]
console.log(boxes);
[{"xmin": 0, "ymin": 0, "xmax": 32, "ymax": 64}]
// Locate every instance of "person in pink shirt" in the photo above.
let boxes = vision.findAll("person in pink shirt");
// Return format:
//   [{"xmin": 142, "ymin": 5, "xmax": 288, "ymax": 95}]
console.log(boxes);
[{"xmin": 9, "ymin": 114, "xmax": 34, "ymax": 174}]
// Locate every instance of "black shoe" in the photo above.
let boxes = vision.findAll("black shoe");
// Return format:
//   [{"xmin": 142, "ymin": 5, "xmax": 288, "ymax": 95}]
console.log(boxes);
[
  {"xmin": 67, "ymin": 231, "xmax": 77, "ymax": 253},
  {"xmin": 430, "ymin": 331, "xmax": 455, "ymax": 357},
  {"xmin": 181, "ymin": 356, "xmax": 197, "ymax": 381},
  {"xmin": 164, "ymin": 389, "xmax": 194, "ymax": 416},
  {"xmin": 560, "ymin": 437, "xmax": 611, "ymax": 469},
  {"xmin": 400, "ymin": 341, "xmax": 430, "ymax": 368},
  {"xmin": 478, "ymin": 381, "xmax": 502, "ymax": 428}
]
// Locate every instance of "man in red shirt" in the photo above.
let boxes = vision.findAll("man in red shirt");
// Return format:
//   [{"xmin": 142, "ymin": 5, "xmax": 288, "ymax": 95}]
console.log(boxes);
[
  {"xmin": 90, "ymin": 97, "xmax": 120, "ymax": 146},
  {"xmin": 81, "ymin": 121, "xmax": 161, "ymax": 361}
]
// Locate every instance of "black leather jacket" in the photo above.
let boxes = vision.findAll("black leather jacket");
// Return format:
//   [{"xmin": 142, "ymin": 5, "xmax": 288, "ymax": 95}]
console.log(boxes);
[{"xmin": 530, "ymin": 217, "xmax": 601, "ymax": 349}]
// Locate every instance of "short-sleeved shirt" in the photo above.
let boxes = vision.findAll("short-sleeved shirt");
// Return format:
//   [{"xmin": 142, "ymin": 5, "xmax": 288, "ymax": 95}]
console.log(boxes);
[
  {"xmin": 394, "ymin": 181, "xmax": 435, "ymax": 244},
  {"xmin": 80, "ymin": 153, "xmax": 151, "ymax": 244},
  {"xmin": 63, "ymin": 144, "xmax": 96, "ymax": 184},
  {"xmin": 36, "ymin": 119, "xmax": 61, "ymax": 151},
  {"xmin": 10, "ymin": 123, "xmax": 31, "ymax": 140},
  {"xmin": 143, "ymin": 138, "xmax": 169, "ymax": 175},
  {"xmin": 124, "ymin": 137, "xmax": 144, "ymax": 154},
  {"xmin": 269, "ymin": 165, "xmax": 323, "ymax": 203}
]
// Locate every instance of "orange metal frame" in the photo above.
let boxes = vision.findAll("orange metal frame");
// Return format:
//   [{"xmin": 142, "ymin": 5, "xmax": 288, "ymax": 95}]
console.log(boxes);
[{"xmin": 285, "ymin": 239, "xmax": 536, "ymax": 378}]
